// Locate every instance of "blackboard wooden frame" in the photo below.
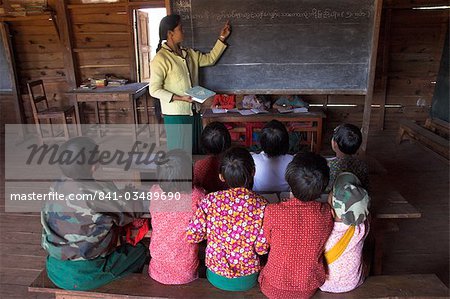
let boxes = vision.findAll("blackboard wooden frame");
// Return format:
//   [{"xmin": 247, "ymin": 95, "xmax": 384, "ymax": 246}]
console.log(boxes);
[
  {"xmin": 170, "ymin": 0, "xmax": 383, "ymax": 151},
  {"xmin": 171, "ymin": 0, "xmax": 381, "ymax": 95}
]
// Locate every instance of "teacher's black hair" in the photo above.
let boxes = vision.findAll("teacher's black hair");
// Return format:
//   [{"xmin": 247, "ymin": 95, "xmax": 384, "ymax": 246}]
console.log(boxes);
[{"xmin": 157, "ymin": 14, "xmax": 181, "ymax": 53}]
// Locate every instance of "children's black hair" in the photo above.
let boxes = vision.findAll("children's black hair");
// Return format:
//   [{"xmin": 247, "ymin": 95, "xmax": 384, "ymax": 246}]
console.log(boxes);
[
  {"xmin": 220, "ymin": 147, "xmax": 255, "ymax": 189},
  {"xmin": 157, "ymin": 149, "xmax": 192, "ymax": 193},
  {"xmin": 57, "ymin": 137, "xmax": 98, "ymax": 180},
  {"xmin": 157, "ymin": 14, "xmax": 181, "ymax": 52},
  {"xmin": 332, "ymin": 123, "xmax": 363, "ymax": 155},
  {"xmin": 200, "ymin": 122, "xmax": 231, "ymax": 155},
  {"xmin": 259, "ymin": 120, "xmax": 289, "ymax": 157},
  {"xmin": 285, "ymin": 152, "xmax": 329, "ymax": 201}
]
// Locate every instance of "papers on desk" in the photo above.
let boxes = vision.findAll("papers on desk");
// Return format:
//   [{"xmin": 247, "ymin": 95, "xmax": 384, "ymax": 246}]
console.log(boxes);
[
  {"xmin": 212, "ymin": 108, "xmax": 228, "ymax": 114},
  {"xmin": 277, "ymin": 107, "xmax": 309, "ymax": 113},
  {"xmin": 238, "ymin": 108, "xmax": 269, "ymax": 115},
  {"xmin": 211, "ymin": 108, "xmax": 269, "ymax": 115}
]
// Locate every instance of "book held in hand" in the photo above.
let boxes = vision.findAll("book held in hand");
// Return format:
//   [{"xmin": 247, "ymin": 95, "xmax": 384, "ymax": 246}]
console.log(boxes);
[{"xmin": 185, "ymin": 86, "xmax": 216, "ymax": 103}]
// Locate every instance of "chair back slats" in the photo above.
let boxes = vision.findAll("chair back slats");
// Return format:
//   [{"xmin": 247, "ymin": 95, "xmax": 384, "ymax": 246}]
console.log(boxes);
[{"xmin": 27, "ymin": 80, "xmax": 49, "ymax": 117}]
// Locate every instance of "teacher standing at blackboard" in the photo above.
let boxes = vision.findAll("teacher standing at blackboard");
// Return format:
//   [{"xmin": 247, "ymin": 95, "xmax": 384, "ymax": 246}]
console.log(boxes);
[{"xmin": 150, "ymin": 14, "xmax": 231, "ymax": 153}]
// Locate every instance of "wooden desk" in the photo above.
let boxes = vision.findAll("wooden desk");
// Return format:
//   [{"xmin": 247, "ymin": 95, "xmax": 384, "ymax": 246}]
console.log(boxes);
[
  {"xmin": 68, "ymin": 83, "xmax": 149, "ymax": 141},
  {"xmin": 201, "ymin": 109, "xmax": 326, "ymax": 153}
]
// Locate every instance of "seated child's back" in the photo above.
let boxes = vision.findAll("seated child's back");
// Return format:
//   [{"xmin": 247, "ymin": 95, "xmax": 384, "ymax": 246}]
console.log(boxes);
[
  {"xmin": 41, "ymin": 137, "xmax": 147, "ymax": 291},
  {"xmin": 149, "ymin": 150, "xmax": 204, "ymax": 284},
  {"xmin": 259, "ymin": 152, "xmax": 333, "ymax": 299},
  {"xmin": 325, "ymin": 123, "xmax": 369, "ymax": 193},
  {"xmin": 320, "ymin": 172, "xmax": 370, "ymax": 293},
  {"xmin": 252, "ymin": 120, "xmax": 293, "ymax": 192},
  {"xmin": 194, "ymin": 122, "xmax": 230, "ymax": 193},
  {"xmin": 188, "ymin": 147, "xmax": 269, "ymax": 291}
]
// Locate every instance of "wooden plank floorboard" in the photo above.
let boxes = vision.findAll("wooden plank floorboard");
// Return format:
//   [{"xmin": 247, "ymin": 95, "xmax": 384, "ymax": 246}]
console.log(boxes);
[
  {"xmin": 0, "ymin": 231, "xmax": 42, "ymax": 244},
  {"xmin": 0, "ymin": 255, "xmax": 46, "ymax": 270},
  {"xmin": 0, "ymin": 243, "xmax": 46, "ymax": 256},
  {"xmin": 0, "ymin": 268, "xmax": 42, "ymax": 286},
  {"xmin": 1, "ymin": 283, "xmax": 54, "ymax": 299}
]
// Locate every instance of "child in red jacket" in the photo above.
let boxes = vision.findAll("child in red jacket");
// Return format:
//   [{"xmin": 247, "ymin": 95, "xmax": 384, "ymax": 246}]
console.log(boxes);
[
  {"xmin": 193, "ymin": 122, "xmax": 231, "ymax": 193},
  {"xmin": 259, "ymin": 152, "xmax": 334, "ymax": 299}
]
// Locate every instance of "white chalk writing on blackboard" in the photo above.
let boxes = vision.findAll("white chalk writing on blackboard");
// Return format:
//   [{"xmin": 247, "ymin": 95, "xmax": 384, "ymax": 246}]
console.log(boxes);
[
  {"xmin": 177, "ymin": 8, "xmax": 371, "ymax": 22},
  {"xmin": 174, "ymin": 0, "xmax": 191, "ymax": 13}
]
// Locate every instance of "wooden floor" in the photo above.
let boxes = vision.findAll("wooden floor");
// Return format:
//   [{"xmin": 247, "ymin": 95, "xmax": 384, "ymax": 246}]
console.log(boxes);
[{"xmin": 0, "ymin": 130, "xmax": 448, "ymax": 298}]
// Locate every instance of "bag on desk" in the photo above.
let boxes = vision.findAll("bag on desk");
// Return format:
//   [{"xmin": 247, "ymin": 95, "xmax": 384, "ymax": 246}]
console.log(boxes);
[{"xmin": 212, "ymin": 94, "xmax": 236, "ymax": 110}]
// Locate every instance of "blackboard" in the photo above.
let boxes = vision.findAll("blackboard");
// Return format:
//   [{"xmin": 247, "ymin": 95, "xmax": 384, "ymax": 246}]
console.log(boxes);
[
  {"xmin": 171, "ymin": 0, "xmax": 377, "ymax": 94},
  {"xmin": 431, "ymin": 30, "xmax": 449, "ymax": 122},
  {"xmin": 0, "ymin": 39, "xmax": 12, "ymax": 92}
]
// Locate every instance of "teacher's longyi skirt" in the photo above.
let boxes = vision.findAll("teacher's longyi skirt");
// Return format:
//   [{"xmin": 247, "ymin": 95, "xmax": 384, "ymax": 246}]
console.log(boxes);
[{"xmin": 163, "ymin": 114, "xmax": 202, "ymax": 154}]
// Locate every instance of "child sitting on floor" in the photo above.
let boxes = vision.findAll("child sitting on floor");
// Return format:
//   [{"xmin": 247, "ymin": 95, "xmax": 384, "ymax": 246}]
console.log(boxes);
[
  {"xmin": 320, "ymin": 172, "xmax": 370, "ymax": 293},
  {"xmin": 193, "ymin": 121, "xmax": 231, "ymax": 193},
  {"xmin": 148, "ymin": 150, "xmax": 205, "ymax": 284},
  {"xmin": 187, "ymin": 147, "xmax": 269, "ymax": 291},
  {"xmin": 252, "ymin": 120, "xmax": 293, "ymax": 192},
  {"xmin": 41, "ymin": 137, "xmax": 147, "ymax": 291},
  {"xmin": 259, "ymin": 152, "xmax": 334, "ymax": 299},
  {"xmin": 325, "ymin": 123, "xmax": 369, "ymax": 193}
]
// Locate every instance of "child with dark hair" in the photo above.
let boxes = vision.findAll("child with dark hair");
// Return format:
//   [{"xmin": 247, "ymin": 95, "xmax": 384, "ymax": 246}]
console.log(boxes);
[
  {"xmin": 148, "ymin": 150, "xmax": 205, "ymax": 284},
  {"xmin": 187, "ymin": 147, "xmax": 269, "ymax": 291},
  {"xmin": 252, "ymin": 120, "xmax": 293, "ymax": 192},
  {"xmin": 325, "ymin": 123, "xmax": 369, "ymax": 193},
  {"xmin": 41, "ymin": 137, "xmax": 147, "ymax": 291},
  {"xmin": 259, "ymin": 152, "xmax": 334, "ymax": 299},
  {"xmin": 193, "ymin": 122, "xmax": 231, "ymax": 192}
]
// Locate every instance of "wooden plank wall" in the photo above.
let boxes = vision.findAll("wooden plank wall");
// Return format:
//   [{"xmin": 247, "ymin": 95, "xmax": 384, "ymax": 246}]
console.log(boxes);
[
  {"xmin": 68, "ymin": 0, "xmax": 135, "ymax": 123},
  {"xmin": 7, "ymin": 7, "xmax": 69, "ymax": 123},
  {"xmin": 0, "ymin": 0, "xmax": 448, "ymax": 132}
]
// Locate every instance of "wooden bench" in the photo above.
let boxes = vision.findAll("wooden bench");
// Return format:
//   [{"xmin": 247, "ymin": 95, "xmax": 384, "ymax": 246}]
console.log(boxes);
[
  {"xmin": 398, "ymin": 119, "xmax": 449, "ymax": 159},
  {"xmin": 425, "ymin": 117, "xmax": 449, "ymax": 139},
  {"xmin": 29, "ymin": 270, "xmax": 448, "ymax": 298},
  {"xmin": 374, "ymin": 190, "xmax": 422, "ymax": 219},
  {"xmin": 370, "ymin": 190, "xmax": 422, "ymax": 275}
]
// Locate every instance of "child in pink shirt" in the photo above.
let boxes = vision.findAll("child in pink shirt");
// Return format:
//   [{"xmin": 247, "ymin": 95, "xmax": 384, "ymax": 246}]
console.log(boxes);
[
  {"xmin": 187, "ymin": 147, "xmax": 269, "ymax": 291},
  {"xmin": 320, "ymin": 172, "xmax": 370, "ymax": 293},
  {"xmin": 148, "ymin": 150, "xmax": 205, "ymax": 284}
]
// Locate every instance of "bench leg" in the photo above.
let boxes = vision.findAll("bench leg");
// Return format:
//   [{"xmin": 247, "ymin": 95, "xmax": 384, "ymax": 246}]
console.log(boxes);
[
  {"xmin": 373, "ymin": 233, "xmax": 384, "ymax": 275},
  {"xmin": 397, "ymin": 127, "xmax": 407, "ymax": 144}
]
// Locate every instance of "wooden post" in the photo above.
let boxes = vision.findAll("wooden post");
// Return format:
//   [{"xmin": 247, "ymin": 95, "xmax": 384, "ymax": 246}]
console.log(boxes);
[
  {"xmin": 165, "ymin": 0, "xmax": 171, "ymax": 14},
  {"xmin": 378, "ymin": 8, "xmax": 392, "ymax": 131},
  {"xmin": 128, "ymin": 6, "xmax": 138, "ymax": 82},
  {"xmin": 55, "ymin": 0, "xmax": 79, "ymax": 88},
  {"xmin": 361, "ymin": 0, "xmax": 383, "ymax": 152},
  {"xmin": 0, "ymin": 22, "xmax": 26, "ymax": 126}
]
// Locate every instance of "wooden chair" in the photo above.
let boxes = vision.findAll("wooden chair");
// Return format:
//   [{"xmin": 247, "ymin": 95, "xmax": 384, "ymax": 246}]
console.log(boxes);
[{"xmin": 27, "ymin": 80, "xmax": 78, "ymax": 144}]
